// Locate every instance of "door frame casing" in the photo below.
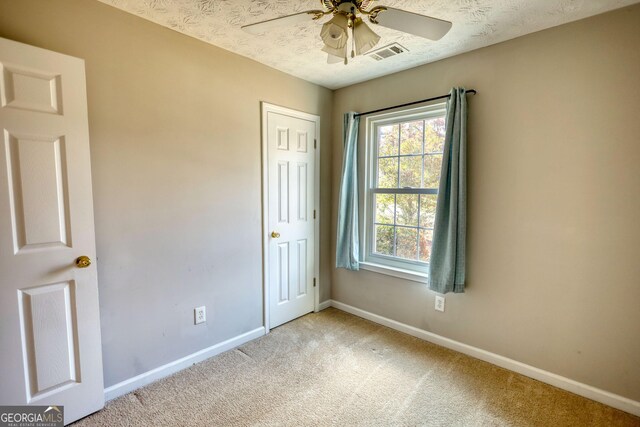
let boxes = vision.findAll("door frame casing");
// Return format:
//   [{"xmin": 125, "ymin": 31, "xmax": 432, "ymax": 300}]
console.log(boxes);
[{"xmin": 261, "ymin": 102, "xmax": 320, "ymax": 333}]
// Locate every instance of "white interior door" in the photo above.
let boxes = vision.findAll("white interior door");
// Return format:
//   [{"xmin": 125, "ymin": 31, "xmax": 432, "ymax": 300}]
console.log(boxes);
[
  {"xmin": 264, "ymin": 104, "xmax": 318, "ymax": 329},
  {"xmin": 0, "ymin": 38, "xmax": 104, "ymax": 424}
]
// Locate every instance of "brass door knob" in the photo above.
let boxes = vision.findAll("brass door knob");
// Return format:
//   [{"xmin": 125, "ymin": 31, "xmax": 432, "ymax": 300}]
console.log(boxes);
[
  {"xmin": 75, "ymin": 256, "xmax": 92, "ymax": 268},
  {"xmin": 271, "ymin": 231, "xmax": 281, "ymax": 238}
]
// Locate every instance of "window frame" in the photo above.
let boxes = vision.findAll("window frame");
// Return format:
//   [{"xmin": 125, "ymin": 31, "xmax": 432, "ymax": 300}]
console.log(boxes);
[{"xmin": 361, "ymin": 102, "xmax": 447, "ymax": 282}]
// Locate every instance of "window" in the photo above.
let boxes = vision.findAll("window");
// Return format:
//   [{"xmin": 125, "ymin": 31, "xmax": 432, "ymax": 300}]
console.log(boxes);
[{"xmin": 362, "ymin": 104, "xmax": 446, "ymax": 280}]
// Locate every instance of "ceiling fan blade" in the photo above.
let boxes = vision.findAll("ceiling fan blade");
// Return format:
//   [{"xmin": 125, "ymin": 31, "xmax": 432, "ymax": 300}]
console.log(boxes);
[
  {"xmin": 373, "ymin": 7, "xmax": 452, "ymax": 41},
  {"xmin": 241, "ymin": 10, "xmax": 323, "ymax": 35}
]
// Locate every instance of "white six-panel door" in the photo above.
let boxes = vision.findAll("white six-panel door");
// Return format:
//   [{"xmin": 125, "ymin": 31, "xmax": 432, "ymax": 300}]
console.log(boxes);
[
  {"xmin": 264, "ymin": 104, "xmax": 318, "ymax": 329},
  {"xmin": 0, "ymin": 38, "xmax": 104, "ymax": 424}
]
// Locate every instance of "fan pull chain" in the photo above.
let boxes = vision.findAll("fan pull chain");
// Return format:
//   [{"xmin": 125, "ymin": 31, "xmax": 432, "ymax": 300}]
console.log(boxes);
[
  {"xmin": 344, "ymin": 25, "xmax": 349, "ymax": 65},
  {"xmin": 351, "ymin": 26, "xmax": 356, "ymax": 59},
  {"xmin": 350, "ymin": 8, "xmax": 356, "ymax": 61}
]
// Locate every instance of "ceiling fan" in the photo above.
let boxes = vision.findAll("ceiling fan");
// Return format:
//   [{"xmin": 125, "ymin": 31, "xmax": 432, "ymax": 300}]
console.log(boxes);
[{"xmin": 241, "ymin": 0, "xmax": 452, "ymax": 65}]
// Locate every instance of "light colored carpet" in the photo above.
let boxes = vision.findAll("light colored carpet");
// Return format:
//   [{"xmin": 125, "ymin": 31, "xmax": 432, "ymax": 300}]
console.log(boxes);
[{"xmin": 76, "ymin": 308, "xmax": 639, "ymax": 426}]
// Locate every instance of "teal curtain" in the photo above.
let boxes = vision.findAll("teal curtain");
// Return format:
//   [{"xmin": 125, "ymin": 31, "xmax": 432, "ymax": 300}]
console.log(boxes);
[
  {"xmin": 336, "ymin": 112, "xmax": 360, "ymax": 270},
  {"xmin": 429, "ymin": 88, "xmax": 467, "ymax": 293}
]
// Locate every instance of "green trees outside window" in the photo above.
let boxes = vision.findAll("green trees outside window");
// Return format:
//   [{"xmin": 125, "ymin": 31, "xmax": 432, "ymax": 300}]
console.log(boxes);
[{"xmin": 371, "ymin": 116, "xmax": 445, "ymax": 264}]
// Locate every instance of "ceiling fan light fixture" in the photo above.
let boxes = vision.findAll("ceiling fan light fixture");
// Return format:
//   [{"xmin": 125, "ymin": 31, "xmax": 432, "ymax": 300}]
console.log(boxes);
[
  {"xmin": 321, "ymin": 43, "xmax": 347, "ymax": 58},
  {"xmin": 326, "ymin": 53, "xmax": 344, "ymax": 64},
  {"xmin": 353, "ymin": 18, "xmax": 381, "ymax": 55},
  {"xmin": 320, "ymin": 13, "xmax": 349, "ymax": 49},
  {"xmin": 242, "ymin": 1, "xmax": 453, "ymax": 68}
]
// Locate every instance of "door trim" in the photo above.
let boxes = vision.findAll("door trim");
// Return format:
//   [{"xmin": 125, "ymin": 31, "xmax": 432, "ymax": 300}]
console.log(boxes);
[{"xmin": 261, "ymin": 102, "xmax": 320, "ymax": 333}]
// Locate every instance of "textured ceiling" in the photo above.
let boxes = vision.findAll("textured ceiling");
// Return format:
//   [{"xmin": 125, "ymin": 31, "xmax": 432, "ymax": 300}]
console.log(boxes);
[{"xmin": 98, "ymin": 0, "xmax": 639, "ymax": 89}]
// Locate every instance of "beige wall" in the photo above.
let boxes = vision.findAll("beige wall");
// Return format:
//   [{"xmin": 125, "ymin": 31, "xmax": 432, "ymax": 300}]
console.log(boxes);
[
  {"xmin": 331, "ymin": 5, "xmax": 640, "ymax": 401},
  {"xmin": 0, "ymin": 0, "xmax": 333, "ymax": 387}
]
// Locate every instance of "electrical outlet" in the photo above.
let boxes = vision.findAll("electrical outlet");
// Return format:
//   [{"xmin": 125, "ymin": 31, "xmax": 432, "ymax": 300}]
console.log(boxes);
[
  {"xmin": 435, "ymin": 295, "xmax": 445, "ymax": 312},
  {"xmin": 194, "ymin": 306, "xmax": 206, "ymax": 325}
]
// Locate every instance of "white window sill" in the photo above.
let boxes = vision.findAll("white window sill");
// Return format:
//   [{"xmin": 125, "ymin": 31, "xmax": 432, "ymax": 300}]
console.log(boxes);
[{"xmin": 359, "ymin": 261, "xmax": 428, "ymax": 284}]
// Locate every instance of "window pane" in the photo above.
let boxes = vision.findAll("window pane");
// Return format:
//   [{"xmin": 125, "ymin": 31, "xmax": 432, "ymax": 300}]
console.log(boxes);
[
  {"xmin": 419, "ymin": 195, "xmax": 438, "ymax": 229},
  {"xmin": 396, "ymin": 194, "xmax": 418, "ymax": 227},
  {"xmin": 423, "ymin": 154, "xmax": 443, "ymax": 188},
  {"xmin": 399, "ymin": 156, "xmax": 422, "ymax": 188},
  {"xmin": 374, "ymin": 194, "xmax": 395, "ymax": 225},
  {"xmin": 425, "ymin": 117, "xmax": 446, "ymax": 153},
  {"xmin": 400, "ymin": 121, "xmax": 424, "ymax": 155},
  {"xmin": 419, "ymin": 229, "xmax": 434, "ymax": 262},
  {"xmin": 374, "ymin": 225, "xmax": 394, "ymax": 256},
  {"xmin": 369, "ymin": 111, "xmax": 446, "ymax": 268},
  {"xmin": 396, "ymin": 227, "xmax": 418, "ymax": 260},
  {"xmin": 378, "ymin": 124, "xmax": 399, "ymax": 157},
  {"xmin": 377, "ymin": 157, "xmax": 398, "ymax": 188}
]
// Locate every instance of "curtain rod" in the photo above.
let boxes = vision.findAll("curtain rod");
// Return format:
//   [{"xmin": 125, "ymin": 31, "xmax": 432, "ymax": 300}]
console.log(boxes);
[{"xmin": 354, "ymin": 89, "xmax": 477, "ymax": 118}]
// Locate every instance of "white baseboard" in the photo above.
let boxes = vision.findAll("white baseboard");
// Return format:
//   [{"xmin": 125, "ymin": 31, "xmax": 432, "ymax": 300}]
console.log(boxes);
[
  {"xmin": 330, "ymin": 300, "xmax": 640, "ymax": 417},
  {"xmin": 104, "ymin": 327, "xmax": 265, "ymax": 401},
  {"xmin": 317, "ymin": 300, "xmax": 332, "ymax": 311}
]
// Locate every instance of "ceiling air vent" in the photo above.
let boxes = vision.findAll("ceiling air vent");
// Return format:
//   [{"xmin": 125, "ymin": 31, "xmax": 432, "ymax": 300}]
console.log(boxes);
[{"xmin": 367, "ymin": 43, "xmax": 408, "ymax": 61}]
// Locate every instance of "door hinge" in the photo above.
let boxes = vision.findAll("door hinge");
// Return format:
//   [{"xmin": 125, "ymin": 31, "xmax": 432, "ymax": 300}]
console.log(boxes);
[
  {"xmin": 314, "ymin": 139, "xmax": 317, "ymax": 149},
  {"xmin": 313, "ymin": 278, "xmax": 316, "ymax": 287},
  {"xmin": 313, "ymin": 210, "xmax": 316, "ymax": 219}
]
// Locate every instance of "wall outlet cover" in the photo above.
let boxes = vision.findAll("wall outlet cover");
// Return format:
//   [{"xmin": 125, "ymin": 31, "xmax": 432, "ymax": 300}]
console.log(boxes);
[
  {"xmin": 194, "ymin": 306, "xmax": 206, "ymax": 325},
  {"xmin": 435, "ymin": 295, "xmax": 445, "ymax": 312}
]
